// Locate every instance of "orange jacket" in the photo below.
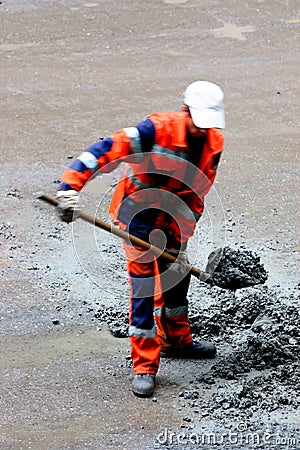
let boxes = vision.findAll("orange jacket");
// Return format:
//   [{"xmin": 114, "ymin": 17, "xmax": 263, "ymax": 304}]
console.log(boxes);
[
  {"xmin": 108, "ymin": 112, "xmax": 224, "ymax": 243},
  {"xmin": 60, "ymin": 111, "xmax": 224, "ymax": 244}
]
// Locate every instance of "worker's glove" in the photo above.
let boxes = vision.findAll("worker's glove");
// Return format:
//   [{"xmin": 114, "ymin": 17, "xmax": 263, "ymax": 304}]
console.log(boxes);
[
  {"xmin": 166, "ymin": 249, "xmax": 190, "ymax": 275},
  {"xmin": 56, "ymin": 190, "xmax": 80, "ymax": 223}
]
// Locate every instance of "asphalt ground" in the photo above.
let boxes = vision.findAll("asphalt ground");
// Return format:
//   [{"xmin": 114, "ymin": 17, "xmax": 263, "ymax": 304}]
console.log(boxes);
[{"xmin": 1, "ymin": 1, "xmax": 299, "ymax": 449}]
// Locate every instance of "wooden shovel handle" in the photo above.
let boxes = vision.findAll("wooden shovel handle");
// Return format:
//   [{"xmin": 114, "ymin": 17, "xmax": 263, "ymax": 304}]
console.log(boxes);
[{"xmin": 37, "ymin": 192, "xmax": 208, "ymax": 281}]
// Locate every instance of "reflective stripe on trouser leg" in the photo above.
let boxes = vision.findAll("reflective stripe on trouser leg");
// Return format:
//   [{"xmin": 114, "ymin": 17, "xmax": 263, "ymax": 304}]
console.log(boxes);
[
  {"xmin": 155, "ymin": 262, "xmax": 193, "ymax": 349},
  {"xmin": 124, "ymin": 241, "xmax": 161, "ymax": 374},
  {"xmin": 156, "ymin": 305, "xmax": 192, "ymax": 348}
]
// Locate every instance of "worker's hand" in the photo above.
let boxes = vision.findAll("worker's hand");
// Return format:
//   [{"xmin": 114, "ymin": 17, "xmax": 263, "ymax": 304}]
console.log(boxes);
[
  {"xmin": 56, "ymin": 190, "xmax": 80, "ymax": 223},
  {"xmin": 167, "ymin": 249, "xmax": 190, "ymax": 275}
]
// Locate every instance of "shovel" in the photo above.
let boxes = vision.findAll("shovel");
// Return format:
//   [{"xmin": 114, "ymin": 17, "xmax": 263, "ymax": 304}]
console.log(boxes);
[{"xmin": 37, "ymin": 193, "xmax": 214, "ymax": 282}]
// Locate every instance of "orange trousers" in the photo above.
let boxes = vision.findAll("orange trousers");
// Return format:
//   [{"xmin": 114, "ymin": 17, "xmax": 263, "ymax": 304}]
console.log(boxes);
[{"xmin": 124, "ymin": 241, "xmax": 192, "ymax": 374}]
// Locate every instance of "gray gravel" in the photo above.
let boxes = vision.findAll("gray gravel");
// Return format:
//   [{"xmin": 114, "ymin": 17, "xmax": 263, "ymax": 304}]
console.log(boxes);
[{"xmin": 1, "ymin": 0, "xmax": 299, "ymax": 448}]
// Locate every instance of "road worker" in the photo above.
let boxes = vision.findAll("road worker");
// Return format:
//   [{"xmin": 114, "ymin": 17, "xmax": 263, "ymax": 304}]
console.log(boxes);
[{"xmin": 56, "ymin": 81, "xmax": 225, "ymax": 397}]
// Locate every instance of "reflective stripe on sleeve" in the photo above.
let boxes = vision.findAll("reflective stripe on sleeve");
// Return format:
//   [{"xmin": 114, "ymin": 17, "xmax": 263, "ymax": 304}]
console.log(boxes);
[
  {"xmin": 124, "ymin": 127, "xmax": 143, "ymax": 153},
  {"xmin": 78, "ymin": 151, "xmax": 98, "ymax": 169},
  {"xmin": 129, "ymin": 324, "xmax": 156, "ymax": 339}
]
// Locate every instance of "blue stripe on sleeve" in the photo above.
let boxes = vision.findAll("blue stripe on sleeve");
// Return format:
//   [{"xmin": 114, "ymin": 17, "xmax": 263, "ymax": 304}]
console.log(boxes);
[
  {"xmin": 85, "ymin": 138, "xmax": 113, "ymax": 159},
  {"xmin": 136, "ymin": 118, "xmax": 155, "ymax": 152},
  {"xmin": 66, "ymin": 137, "xmax": 114, "ymax": 173},
  {"xmin": 69, "ymin": 159, "xmax": 88, "ymax": 173},
  {"xmin": 59, "ymin": 182, "xmax": 73, "ymax": 191}
]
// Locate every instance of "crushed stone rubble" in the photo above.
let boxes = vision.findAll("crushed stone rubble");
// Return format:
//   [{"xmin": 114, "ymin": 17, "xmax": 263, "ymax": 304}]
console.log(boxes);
[
  {"xmin": 205, "ymin": 246, "xmax": 268, "ymax": 290},
  {"xmin": 91, "ymin": 247, "xmax": 299, "ymax": 432}
]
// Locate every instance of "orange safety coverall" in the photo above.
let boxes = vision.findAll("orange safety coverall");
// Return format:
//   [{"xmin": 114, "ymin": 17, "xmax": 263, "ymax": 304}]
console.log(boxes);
[{"xmin": 60, "ymin": 112, "xmax": 224, "ymax": 374}]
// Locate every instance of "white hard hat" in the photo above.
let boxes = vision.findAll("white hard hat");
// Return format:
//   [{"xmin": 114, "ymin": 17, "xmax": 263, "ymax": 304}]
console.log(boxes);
[{"xmin": 183, "ymin": 81, "xmax": 225, "ymax": 129}]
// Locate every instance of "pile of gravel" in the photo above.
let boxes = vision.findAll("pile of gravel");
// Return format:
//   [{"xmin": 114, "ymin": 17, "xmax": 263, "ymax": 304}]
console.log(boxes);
[
  {"xmin": 91, "ymin": 249, "xmax": 299, "ymax": 444},
  {"xmin": 189, "ymin": 284, "xmax": 299, "ymax": 379},
  {"xmin": 205, "ymin": 246, "xmax": 268, "ymax": 290},
  {"xmin": 94, "ymin": 284, "xmax": 299, "ymax": 375},
  {"xmin": 91, "ymin": 246, "xmax": 298, "ymax": 390}
]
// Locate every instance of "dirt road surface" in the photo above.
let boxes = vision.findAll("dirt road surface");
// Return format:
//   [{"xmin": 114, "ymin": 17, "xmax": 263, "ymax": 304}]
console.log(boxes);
[{"xmin": 1, "ymin": 1, "xmax": 299, "ymax": 449}]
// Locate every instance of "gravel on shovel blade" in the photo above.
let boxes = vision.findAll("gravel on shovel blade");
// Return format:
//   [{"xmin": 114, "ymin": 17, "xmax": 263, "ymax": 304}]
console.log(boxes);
[{"xmin": 205, "ymin": 246, "xmax": 268, "ymax": 290}]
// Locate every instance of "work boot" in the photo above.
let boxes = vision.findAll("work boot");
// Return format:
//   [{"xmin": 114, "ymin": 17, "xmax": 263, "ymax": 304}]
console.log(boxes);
[
  {"xmin": 160, "ymin": 341, "xmax": 217, "ymax": 359},
  {"xmin": 132, "ymin": 374, "xmax": 156, "ymax": 398}
]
